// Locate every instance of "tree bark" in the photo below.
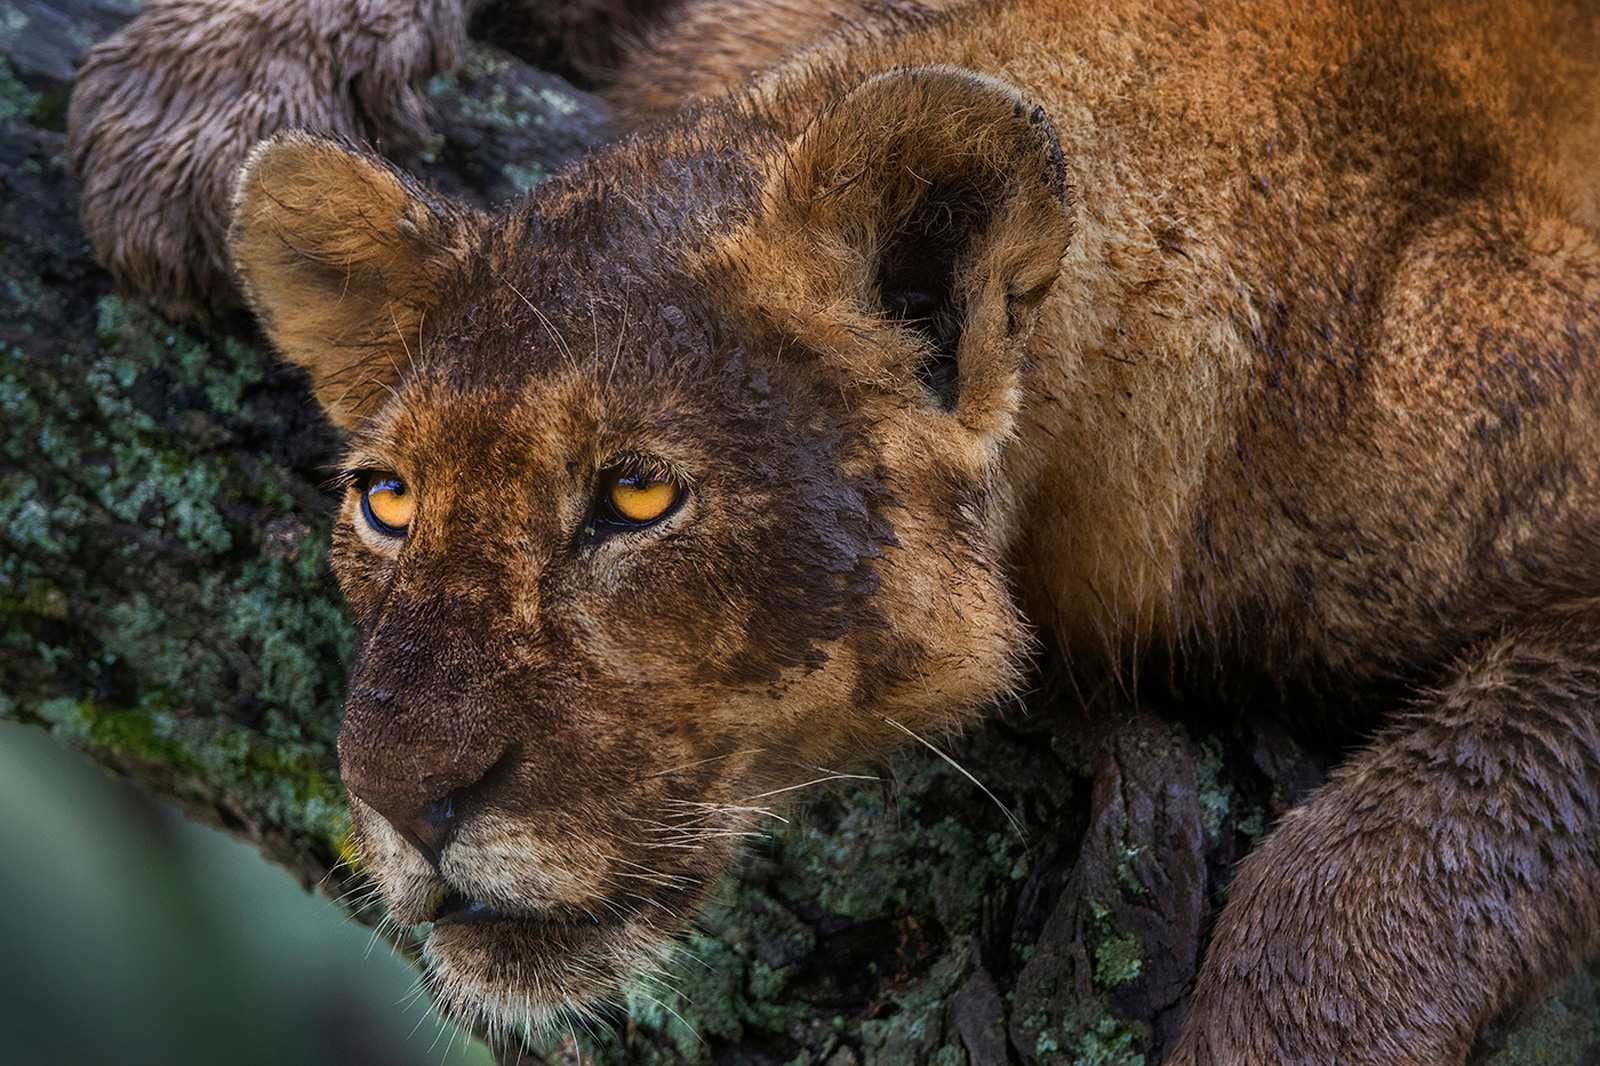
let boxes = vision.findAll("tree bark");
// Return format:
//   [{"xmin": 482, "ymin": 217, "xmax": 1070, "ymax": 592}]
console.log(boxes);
[{"xmin": 2, "ymin": 7, "xmax": 1597, "ymax": 1064}]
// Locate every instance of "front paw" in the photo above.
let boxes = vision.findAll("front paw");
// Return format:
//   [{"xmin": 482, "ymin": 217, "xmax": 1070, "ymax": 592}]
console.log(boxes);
[
  {"xmin": 68, "ymin": 0, "xmax": 463, "ymax": 319},
  {"xmin": 1165, "ymin": 812, "xmax": 1485, "ymax": 1066}
]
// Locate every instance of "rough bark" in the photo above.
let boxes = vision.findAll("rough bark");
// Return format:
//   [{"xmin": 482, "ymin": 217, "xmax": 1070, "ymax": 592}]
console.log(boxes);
[{"xmin": 2, "ymin": 6, "xmax": 1597, "ymax": 1064}]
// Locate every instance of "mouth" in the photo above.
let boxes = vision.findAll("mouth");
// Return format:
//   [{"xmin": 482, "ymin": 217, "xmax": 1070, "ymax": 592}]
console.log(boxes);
[
  {"xmin": 403, "ymin": 857, "xmax": 730, "ymax": 1039},
  {"xmin": 418, "ymin": 889, "xmax": 665, "ymax": 1038},
  {"xmin": 427, "ymin": 886, "xmax": 611, "ymax": 933},
  {"xmin": 431, "ymin": 888, "xmax": 504, "ymax": 928}
]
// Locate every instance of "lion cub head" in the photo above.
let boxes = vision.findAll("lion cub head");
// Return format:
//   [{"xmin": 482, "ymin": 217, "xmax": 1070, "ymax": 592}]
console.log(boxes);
[{"xmin": 229, "ymin": 66, "xmax": 1071, "ymax": 1040}]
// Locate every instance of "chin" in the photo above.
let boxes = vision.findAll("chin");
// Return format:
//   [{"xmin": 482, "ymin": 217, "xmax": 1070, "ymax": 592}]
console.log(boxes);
[{"xmin": 420, "ymin": 910, "xmax": 684, "ymax": 1043}]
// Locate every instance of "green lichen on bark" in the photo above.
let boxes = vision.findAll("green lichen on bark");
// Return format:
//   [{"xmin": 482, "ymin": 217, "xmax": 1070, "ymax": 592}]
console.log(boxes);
[
  {"xmin": 0, "ymin": 96, "xmax": 357, "ymax": 882},
  {"xmin": 0, "ymin": 291, "xmax": 355, "ymax": 876},
  {"xmin": 0, "ymin": 53, "xmax": 40, "ymax": 123},
  {"xmin": 1475, "ymin": 963, "xmax": 1600, "ymax": 1066}
]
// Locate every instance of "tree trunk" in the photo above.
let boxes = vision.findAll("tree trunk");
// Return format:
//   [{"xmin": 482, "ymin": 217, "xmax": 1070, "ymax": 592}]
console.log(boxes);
[{"xmin": 2, "ymin": 7, "xmax": 1596, "ymax": 1064}]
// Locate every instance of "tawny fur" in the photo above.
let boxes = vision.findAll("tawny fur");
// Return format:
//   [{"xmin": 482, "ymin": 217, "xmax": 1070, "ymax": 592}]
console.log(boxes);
[
  {"xmin": 71, "ymin": 0, "xmax": 1600, "ymax": 1062},
  {"xmin": 70, "ymin": 0, "xmax": 474, "ymax": 319}
]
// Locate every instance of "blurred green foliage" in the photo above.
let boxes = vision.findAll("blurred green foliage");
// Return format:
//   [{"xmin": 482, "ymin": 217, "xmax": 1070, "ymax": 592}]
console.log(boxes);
[{"xmin": 0, "ymin": 719, "xmax": 495, "ymax": 1066}]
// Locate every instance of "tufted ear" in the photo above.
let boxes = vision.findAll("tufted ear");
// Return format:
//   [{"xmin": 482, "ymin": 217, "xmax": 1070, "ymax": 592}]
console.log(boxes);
[
  {"xmin": 753, "ymin": 65, "xmax": 1073, "ymax": 444},
  {"xmin": 229, "ymin": 132, "xmax": 485, "ymax": 428}
]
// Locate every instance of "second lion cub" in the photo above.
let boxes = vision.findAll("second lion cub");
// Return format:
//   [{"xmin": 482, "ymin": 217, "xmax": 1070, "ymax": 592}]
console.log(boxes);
[{"xmin": 70, "ymin": 0, "xmax": 1600, "ymax": 1061}]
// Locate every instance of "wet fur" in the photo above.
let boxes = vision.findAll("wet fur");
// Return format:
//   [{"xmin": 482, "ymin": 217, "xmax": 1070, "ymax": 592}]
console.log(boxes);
[{"xmin": 73, "ymin": 0, "xmax": 1600, "ymax": 1060}]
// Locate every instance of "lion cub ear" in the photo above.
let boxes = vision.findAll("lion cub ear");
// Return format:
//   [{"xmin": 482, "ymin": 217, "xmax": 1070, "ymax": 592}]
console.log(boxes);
[
  {"xmin": 229, "ymin": 132, "xmax": 484, "ymax": 428},
  {"xmin": 753, "ymin": 66, "xmax": 1072, "ymax": 445}
]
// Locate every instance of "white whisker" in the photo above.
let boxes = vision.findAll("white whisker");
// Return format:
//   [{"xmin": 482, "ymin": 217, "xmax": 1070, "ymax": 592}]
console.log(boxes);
[{"xmin": 882, "ymin": 716, "xmax": 1028, "ymax": 844}]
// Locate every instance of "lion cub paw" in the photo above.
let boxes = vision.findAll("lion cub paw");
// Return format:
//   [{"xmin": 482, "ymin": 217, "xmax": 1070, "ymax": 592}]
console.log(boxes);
[{"xmin": 69, "ymin": 0, "xmax": 469, "ymax": 319}]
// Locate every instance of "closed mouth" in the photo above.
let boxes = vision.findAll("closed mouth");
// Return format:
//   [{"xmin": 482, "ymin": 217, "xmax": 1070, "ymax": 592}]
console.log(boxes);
[
  {"xmin": 431, "ymin": 888, "xmax": 503, "ymax": 927},
  {"xmin": 428, "ymin": 888, "xmax": 611, "ymax": 931}
]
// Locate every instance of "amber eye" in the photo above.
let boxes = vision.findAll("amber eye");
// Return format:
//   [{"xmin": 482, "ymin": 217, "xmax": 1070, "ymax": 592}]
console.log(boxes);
[
  {"xmin": 360, "ymin": 473, "xmax": 415, "ymax": 537},
  {"xmin": 602, "ymin": 470, "xmax": 680, "ymax": 527}
]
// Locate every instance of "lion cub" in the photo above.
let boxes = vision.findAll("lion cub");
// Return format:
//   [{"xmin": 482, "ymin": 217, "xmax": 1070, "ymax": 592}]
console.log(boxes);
[{"xmin": 71, "ymin": 0, "xmax": 1600, "ymax": 1061}]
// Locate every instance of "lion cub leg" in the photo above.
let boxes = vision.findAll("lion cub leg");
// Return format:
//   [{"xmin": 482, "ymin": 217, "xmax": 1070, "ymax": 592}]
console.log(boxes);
[
  {"xmin": 609, "ymin": 0, "xmax": 952, "ymax": 123},
  {"xmin": 1170, "ymin": 609, "xmax": 1600, "ymax": 1065},
  {"xmin": 70, "ymin": 0, "xmax": 474, "ymax": 319}
]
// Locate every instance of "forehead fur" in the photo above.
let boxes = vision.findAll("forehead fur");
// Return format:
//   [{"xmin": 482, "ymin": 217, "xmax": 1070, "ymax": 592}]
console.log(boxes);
[
  {"xmin": 348, "ymin": 311, "xmax": 901, "ymax": 693},
  {"xmin": 392, "ymin": 141, "xmax": 770, "ymax": 395}
]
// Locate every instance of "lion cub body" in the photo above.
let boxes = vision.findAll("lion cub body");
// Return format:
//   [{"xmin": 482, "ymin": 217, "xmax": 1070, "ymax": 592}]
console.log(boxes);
[
  {"xmin": 71, "ymin": 0, "xmax": 1600, "ymax": 1060},
  {"xmin": 629, "ymin": 0, "xmax": 1600, "ymax": 686}
]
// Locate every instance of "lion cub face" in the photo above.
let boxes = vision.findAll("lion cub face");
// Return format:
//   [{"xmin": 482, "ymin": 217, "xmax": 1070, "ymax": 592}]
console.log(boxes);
[{"xmin": 230, "ymin": 67, "xmax": 1071, "ymax": 1038}]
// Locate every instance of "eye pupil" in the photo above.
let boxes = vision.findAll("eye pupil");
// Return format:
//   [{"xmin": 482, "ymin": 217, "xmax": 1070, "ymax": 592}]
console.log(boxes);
[{"xmin": 361, "ymin": 473, "xmax": 415, "ymax": 536}]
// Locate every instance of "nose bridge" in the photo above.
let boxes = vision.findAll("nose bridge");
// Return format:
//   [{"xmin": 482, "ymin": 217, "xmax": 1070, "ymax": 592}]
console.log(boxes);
[{"xmin": 404, "ymin": 436, "xmax": 549, "ymax": 625}]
